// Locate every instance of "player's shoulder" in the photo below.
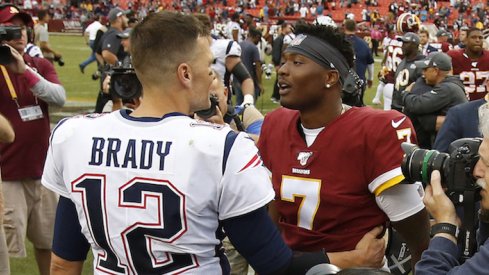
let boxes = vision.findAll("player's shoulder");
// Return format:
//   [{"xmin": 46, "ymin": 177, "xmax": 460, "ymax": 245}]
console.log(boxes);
[
  {"xmin": 50, "ymin": 112, "xmax": 112, "ymax": 143},
  {"xmin": 447, "ymin": 49, "xmax": 464, "ymax": 58},
  {"xmin": 349, "ymin": 107, "xmax": 407, "ymax": 125}
]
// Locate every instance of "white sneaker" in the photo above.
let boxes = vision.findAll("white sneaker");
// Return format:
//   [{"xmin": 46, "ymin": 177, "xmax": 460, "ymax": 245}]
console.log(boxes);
[{"xmin": 372, "ymin": 98, "xmax": 381, "ymax": 105}]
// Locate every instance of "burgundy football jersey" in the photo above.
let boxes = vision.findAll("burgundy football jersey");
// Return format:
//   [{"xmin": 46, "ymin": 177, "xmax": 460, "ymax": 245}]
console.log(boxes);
[
  {"xmin": 258, "ymin": 107, "xmax": 417, "ymax": 252},
  {"xmin": 448, "ymin": 49, "xmax": 489, "ymax": 101}
]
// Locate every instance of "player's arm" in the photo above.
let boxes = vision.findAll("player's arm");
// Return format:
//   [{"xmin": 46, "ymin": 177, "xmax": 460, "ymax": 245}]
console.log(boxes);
[
  {"xmin": 51, "ymin": 196, "xmax": 90, "ymax": 275},
  {"xmin": 51, "ymin": 253, "xmax": 84, "ymax": 275},
  {"xmin": 225, "ymin": 55, "xmax": 254, "ymax": 104},
  {"xmin": 223, "ymin": 206, "xmax": 331, "ymax": 274}
]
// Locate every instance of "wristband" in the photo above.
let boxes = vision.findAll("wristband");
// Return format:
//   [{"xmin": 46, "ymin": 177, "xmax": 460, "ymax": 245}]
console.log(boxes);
[
  {"xmin": 430, "ymin": 223, "xmax": 459, "ymax": 238},
  {"xmin": 243, "ymin": 94, "xmax": 254, "ymax": 105}
]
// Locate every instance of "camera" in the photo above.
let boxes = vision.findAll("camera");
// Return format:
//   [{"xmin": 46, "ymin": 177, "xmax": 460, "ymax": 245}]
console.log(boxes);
[
  {"xmin": 401, "ymin": 138, "xmax": 482, "ymax": 199},
  {"xmin": 54, "ymin": 55, "xmax": 65, "ymax": 66},
  {"xmin": 262, "ymin": 63, "xmax": 274, "ymax": 79},
  {"xmin": 0, "ymin": 25, "xmax": 22, "ymax": 65},
  {"xmin": 195, "ymin": 94, "xmax": 219, "ymax": 119},
  {"xmin": 109, "ymin": 62, "xmax": 142, "ymax": 101}
]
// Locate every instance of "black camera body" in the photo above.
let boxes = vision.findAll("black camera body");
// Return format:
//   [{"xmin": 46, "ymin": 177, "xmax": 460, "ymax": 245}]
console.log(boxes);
[
  {"xmin": 401, "ymin": 138, "xmax": 482, "ymax": 201},
  {"xmin": 0, "ymin": 25, "xmax": 22, "ymax": 65},
  {"xmin": 195, "ymin": 94, "xmax": 219, "ymax": 119},
  {"xmin": 109, "ymin": 62, "xmax": 142, "ymax": 101}
]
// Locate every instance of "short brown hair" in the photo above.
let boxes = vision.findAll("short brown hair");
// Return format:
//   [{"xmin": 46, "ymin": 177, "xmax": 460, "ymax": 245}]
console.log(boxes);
[
  {"xmin": 130, "ymin": 11, "xmax": 209, "ymax": 86},
  {"xmin": 418, "ymin": 28, "xmax": 429, "ymax": 37}
]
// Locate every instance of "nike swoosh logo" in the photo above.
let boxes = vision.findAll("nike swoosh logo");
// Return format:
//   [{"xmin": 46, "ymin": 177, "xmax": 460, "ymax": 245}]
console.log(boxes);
[
  {"xmin": 430, "ymin": 90, "xmax": 437, "ymax": 94},
  {"xmin": 391, "ymin": 116, "xmax": 407, "ymax": 128}
]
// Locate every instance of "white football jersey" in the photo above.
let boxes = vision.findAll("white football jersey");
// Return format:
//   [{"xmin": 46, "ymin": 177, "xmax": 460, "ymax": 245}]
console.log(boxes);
[
  {"xmin": 211, "ymin": 38, "xmax": 242, "ymax": 84},
  {"xmin": 42, "ymin": 110, "xmax": 274, "ymax": 274}
]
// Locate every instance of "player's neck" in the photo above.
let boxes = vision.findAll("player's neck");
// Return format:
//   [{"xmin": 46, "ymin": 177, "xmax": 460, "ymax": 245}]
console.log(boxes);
[
  {"xmin": 465, "ymin": 49, "xmax": 483, "ymax": 59},
  {"xmin": 131, "ymin": 91, "xmax": 190, "ymax": 118},
  {"xmin": 299, "ymin": 100, "xmax": 343, "ymax": 129}
]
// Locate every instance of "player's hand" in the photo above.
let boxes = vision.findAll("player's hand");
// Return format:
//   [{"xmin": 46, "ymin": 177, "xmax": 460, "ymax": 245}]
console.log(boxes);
[
  {"xmin": 102, "ymin": 75, "xmax": 111, "ymax": 94},
  {"xmin": 2, "ymin": 43, "xmax": 26, "ymax": 74},
  {"xmin": 195, "ymin": 106, "xmax": 225, "ymax": 125},
  {"xmin": 424, "ymin": 170, "xmax": 459, "ymax": 225},
  {"xmin": 405, "ymin": 82, "xmax": 414, "ymax": 93},
  {"xmin": 353, "ymin": 225, "xmax": 386, "ymax": 268},
  {"xmin": 367, "ymin": 80, "xmax": 373, "ymax": 88}
]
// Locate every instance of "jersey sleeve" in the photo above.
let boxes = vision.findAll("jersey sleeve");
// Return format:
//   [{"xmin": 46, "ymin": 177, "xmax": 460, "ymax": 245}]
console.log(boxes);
[
  {"xmin": 102, "ymin": 33, "xmax": 121, "ymax": 55},
  {"xmin": 367, "ymin": 113, "xmax": 417, "ymax": 196},
  {"xmin": 41, "ymin": 119, "xmax": 73, "ymax": 198},
  {"xmin": 218, "ymin": 132, "xmax": 275, "ymax": 220}
]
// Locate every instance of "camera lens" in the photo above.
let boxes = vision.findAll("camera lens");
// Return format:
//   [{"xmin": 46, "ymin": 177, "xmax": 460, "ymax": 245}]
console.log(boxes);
[{"xmin": 401, "ymin": 143, "xmax": 449, "ymax": 185}]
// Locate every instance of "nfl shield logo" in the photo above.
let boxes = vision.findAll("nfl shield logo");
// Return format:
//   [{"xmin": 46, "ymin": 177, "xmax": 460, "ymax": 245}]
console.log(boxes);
[{"xmin": 297, "ymin": 152, "xmax": 313, "ymax": 166}]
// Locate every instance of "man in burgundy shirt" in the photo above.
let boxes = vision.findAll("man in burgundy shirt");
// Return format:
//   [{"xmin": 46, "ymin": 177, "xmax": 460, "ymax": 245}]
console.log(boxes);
[{"xmin": 0, "ymin": 4, "xmax": 65, "ymax": 275}]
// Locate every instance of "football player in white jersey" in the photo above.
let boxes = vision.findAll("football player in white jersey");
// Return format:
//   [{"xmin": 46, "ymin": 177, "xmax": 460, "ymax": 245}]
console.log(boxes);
[
  {"xmin": 196, "ymin": 14, "xmax": 256, "ymax": 106},
  {"xmin": 42, "ymin": 11, "xmax": 340, "ymax": 274}
]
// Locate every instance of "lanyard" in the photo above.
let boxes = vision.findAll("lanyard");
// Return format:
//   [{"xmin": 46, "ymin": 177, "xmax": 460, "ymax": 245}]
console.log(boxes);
[
  {"xmin": 0, "ymin": 65, "xmax": 18, "ymax": 101},
  {"xmin": 0, "ymin": 65, "xmax": 38, "ymax": 108}
]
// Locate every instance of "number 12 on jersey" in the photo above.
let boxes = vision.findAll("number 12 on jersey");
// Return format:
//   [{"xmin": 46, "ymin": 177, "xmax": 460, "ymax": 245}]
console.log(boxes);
[{"xmin": 72, "ymin": 174, "xmax": 198, "ymax": 274}]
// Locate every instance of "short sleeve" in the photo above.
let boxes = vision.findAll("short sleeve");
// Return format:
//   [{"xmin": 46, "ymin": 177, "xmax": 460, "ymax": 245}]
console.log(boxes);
[
  {"xmin": 102, "ymin": 33, "xmax": 121, "ymax": 55},
  {"xmin": 367, "ymin": 113, "xmax": 417, "ymax": 195},
  {"xmin": 41, "ymin": 120, "xmax": 72, "ymax": 198},
  {"xmin": 218, "ymin": 132, "xmax": 275, "ymax": 220}
]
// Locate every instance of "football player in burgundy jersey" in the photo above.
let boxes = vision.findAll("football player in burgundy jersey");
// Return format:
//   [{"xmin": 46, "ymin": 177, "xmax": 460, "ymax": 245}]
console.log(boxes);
[
  {"xmin": 448, "ymin": 27, "xmax": 489, "ymax": 101},
  {"xmin": 258, "ymin": 23, "xmax": 430, "ymax": 270}
]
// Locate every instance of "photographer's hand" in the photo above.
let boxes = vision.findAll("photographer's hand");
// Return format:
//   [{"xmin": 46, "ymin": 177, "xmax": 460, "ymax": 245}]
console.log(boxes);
[
  {"xmin": 424, "ymin": 170, "xmax": 459, "ymax": 226},
  {"xmin": 102, "ymin": 75, "xmax": 111, "ymax": 94},
  {"xmin": 2, "ymin": 43, "xmax": 26, "ymax": 74}
]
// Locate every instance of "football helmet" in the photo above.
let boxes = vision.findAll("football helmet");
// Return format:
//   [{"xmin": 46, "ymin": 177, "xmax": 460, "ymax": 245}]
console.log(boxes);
[
  {"xmin": 314, "ymin": 15, "xmax": 337, "ymax": 28},
  {"xmin": 396, "ymin": 13, "xmax": 421, "ymax": 34}
]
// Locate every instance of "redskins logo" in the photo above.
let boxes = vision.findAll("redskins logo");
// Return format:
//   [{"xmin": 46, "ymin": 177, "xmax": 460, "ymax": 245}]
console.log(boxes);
[{"xmin": 10, "ymin": 6, "xmax": 20, "ymax": 14}]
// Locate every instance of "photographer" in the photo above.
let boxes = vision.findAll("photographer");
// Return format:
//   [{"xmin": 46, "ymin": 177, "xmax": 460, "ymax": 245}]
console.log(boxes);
[
  {"xmin": 415, "ymin": 103, "xmax": 489, "ymax": 274},
  {"xmin": 0, "ymin": 4, "xmax": 65, "ymax": 275}
]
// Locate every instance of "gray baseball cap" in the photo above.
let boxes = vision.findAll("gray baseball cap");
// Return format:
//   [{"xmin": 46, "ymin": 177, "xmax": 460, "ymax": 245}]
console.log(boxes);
[
  {"xmin": 436, "ymin": 29, "xmax": 449, "ymax": 37},
  {"xmin": 397, "ymin": 32, "xmax": 420, "ymax": 44},
  {"xmin": 415, "ymin": 52, "xmax": 452, "ymax": 71},
  {"xmin": 108, "ymin": 7, "xmax": 130, "ymax": 23}
]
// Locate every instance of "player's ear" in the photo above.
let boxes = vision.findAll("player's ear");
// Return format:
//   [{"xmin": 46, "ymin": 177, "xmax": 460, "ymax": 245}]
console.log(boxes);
[
  {"xmin": 324, "ymin": 70, "xmax": 340, "ymax": 88},
  {"xmin": 177, "ymin": 63, "xmax": 192, "ymax": 88}
]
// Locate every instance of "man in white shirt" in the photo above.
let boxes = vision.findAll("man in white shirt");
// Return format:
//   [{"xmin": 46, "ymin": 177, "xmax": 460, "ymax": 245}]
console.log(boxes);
[{"xmin": 79, "ymin": 15, "xmax": 103, "ymax": 73}]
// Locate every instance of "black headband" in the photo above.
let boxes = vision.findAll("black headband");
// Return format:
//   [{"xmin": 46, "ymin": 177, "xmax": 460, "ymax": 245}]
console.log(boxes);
[{"xmin": 284, "ymin": 34, "xmax": 350, "ymax": 84}]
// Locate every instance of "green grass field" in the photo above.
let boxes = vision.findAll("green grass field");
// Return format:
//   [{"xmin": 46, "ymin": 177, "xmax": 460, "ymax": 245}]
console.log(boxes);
[{"xmin": 8, "ymin": 34, "xmax": 383, "ymax": 274}]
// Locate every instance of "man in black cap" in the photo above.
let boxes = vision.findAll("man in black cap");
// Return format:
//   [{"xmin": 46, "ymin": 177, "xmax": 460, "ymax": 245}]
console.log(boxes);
[
  {"xmin": 403, "ymin": 52, "xmax": 467, "ymax": 148},
  {"xmin": 391, "ymin": 32, "xmax": 425, "ymax": 112},
  {"xmin": 95, "ymin": 7, "xmax": 130, "ymax": 113}
]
